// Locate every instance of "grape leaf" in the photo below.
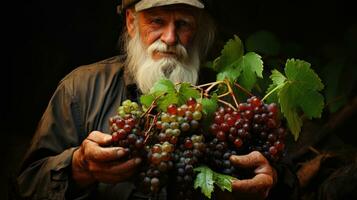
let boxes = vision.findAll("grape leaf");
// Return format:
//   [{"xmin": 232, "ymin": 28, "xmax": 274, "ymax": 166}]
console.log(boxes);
[
  {"xmin": 140, "ymin": 94, "xmax": 155, "ymax": 108},
  {"xmin": 149, "ymin": 79, "xmax": 176, "ymax": 95},
  {"xmin": 284, "ymin": 59, "xmax": 324, "ymax": 119},
  {"xmin": 279, "ymin": 84, "xmax": 303, "ymax": 140},
  {"xmin": 267, "ymin": 59, "xmax": 325, "ymax": 140},
  {"xmin": 213, "ymin": 173, "xmax": 233, "ymax": 192},
  {"xmin": 194, "ymin": 166, "xmax": 215, "ymax": 199},
  {"xmin": 285, "ymin": 59, "xmax": 324, "ymax": 92},
  {"xmin": 216, "ymin": 62, "xmax": 241, "ymax": 82},
  {"xmin": 270, "ymin": 69, "xmax": 287, "ymax": 86},
  {"xmin": 236, "ymin": 52, "xmax": 264, "ymax": 91},
  {"xmin": 194, "ymin": 166, "xmax": 234, "ymax": 198},
  {"xmin": 210, "ymin": 35, "xmax": 263, "ymax": 90},
  {"xmin": 141, "ymin": 79, "xmax": 202, "ymax": 111},
  {"xmin": 178, "ymin": 82, "xmax": 200, "ymax": 105},
  {"xmin": 200, "ymin": 94, "xmax": 218, "ymax": 117},
  {"xmin": 213, "ymin": 35, "xmax": 244, "ymax": 72},
  {"xmin": 265, "ymin": 69, "xmax": 286, "ymax": 103},
  {"xmin": 157, "ymin": 93, "xmax": 179, "ymax": 112}
]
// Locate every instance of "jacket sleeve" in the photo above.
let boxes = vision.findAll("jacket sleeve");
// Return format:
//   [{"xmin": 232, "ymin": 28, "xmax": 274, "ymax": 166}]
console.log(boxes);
[{"xmin": 15, "ymin": 77, "xmax": 90, "ymax": 200}]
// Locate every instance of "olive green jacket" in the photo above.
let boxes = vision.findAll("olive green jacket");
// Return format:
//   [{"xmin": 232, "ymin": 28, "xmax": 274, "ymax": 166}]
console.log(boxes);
[{"xmin": 15, "ymin": 56, "xmax": 146, "ymax": 200}]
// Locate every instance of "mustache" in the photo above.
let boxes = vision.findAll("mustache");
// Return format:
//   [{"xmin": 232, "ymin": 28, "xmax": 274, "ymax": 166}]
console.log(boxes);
[{"xmin": 147, "ymin": 40, "xmax": 188, "ymax": 61}]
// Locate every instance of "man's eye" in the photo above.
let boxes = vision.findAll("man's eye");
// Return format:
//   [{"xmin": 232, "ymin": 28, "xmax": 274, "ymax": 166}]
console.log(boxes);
[
  {"xmin": 151, "ymin": 18, "xmax": 164, "ymax": 25},
  {"xmin": 176, "ymin": 21, "xmax": 190, "ymax": 28}
]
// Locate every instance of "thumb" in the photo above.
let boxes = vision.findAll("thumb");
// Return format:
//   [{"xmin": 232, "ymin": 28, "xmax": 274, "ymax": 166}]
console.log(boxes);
[
  {"xmin": 230, "ymin": 151, "xmax": 267, "ymax": 168},
  {"xmin": 86, "ymin": 131, "xmax": 113, "ymax": 146}
]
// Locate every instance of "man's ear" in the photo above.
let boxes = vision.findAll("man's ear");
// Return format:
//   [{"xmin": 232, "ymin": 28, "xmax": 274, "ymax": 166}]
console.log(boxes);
[{"xmin": 126, "ymin": 9, "xmax": 136, "ymax": 38}]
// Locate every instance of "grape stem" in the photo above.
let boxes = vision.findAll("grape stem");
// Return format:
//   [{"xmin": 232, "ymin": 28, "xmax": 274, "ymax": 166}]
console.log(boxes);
[
  {"xmin": 261, "ymin": 83, "xmax": 285, "ymax": 102},
  {"xmin": 198, "ymin": 80, "xmax": 239, "ymax": 110},
  {"xmin": 218, "ymin": 99, "xmax": 236, "ymax": 111},
  {"xmin": 190, "ymin": 84, "xmax": 205, "ymax": 99},
  {"xmin": 225, "ymin": 80, "xmax": 240, "ymax": 108},
  {"xmin": 197, "ymin": 81, "xmax": 222, "ymax": 88},
  {"xmin": 144, "ymin": 114, "xmax": 158, "ymax": 144},
  {"xmin": 141, "ymin": 93, "xmax": 166, "ymax": 118},
  {"xmin": 202, "ymin": 81, "xmax": 225, "ymax": 94},
  {"xmin": 234, "ymin": 82, "xmax": 254, "ymax": 97}
]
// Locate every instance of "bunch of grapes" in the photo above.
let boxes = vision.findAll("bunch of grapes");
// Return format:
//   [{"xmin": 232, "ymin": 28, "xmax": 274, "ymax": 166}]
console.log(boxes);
[
  {"xmin": 109, "ymin": 100, "xmax": 145, "ymax": 157},
  {"xmin": 208, "ymin": 96, "xmax": 286, "ymax": 166},
  {"xmin": 140, "ymin": 98, "xmax": 205, "ymax": 195},
  {"xmin": 108, "ymin": 96, "xmax": 287, "ymax": 199},
  {"xmin": 170, "ymin": 134, "xmax": 206, "ymax": 199},
  {"xmin": 109, "ymin": 98, "xmax": 206, "ymax": 197}
]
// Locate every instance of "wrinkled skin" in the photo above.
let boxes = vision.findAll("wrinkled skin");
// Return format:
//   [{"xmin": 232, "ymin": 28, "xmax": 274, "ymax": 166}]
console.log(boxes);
[
  {"xmin": 72, "ymin": 131, "xmax": 142, "ymax": 188},
  {"xmin": 216, "ymin": 151, "xmax": 277, "ymax": 200}
]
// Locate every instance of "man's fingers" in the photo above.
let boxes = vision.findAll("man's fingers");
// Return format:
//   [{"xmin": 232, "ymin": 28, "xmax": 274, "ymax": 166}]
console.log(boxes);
[
  {"xmin": 88, "ymin": 157, "xmax": 142, "ymax": 174},
  {"xmin": 230, "ymin": 151, "xmax": 267, "ymax": 168},
  {"xmin": 86, "ymin": 131, "xmax": 113, "ymax": 146},
  {"xmin": 107, "ymin": 157, "xmax": 142, "ymax": 173},
  {"xmin": 83, "ymin": 140, "xmax": 127, "ymax": 162},
  {"xmin": 232, "ymin": 173, "xmax": 273, "ymax": 193}
]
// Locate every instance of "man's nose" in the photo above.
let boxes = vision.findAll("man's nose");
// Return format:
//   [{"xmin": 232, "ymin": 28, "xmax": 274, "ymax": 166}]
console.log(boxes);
[{"xmin": 161, "ymin": 23, "xmax": 177, "ymax": 46}]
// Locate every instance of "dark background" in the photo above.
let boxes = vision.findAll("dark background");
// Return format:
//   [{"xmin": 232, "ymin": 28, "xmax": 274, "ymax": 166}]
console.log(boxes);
[{"xmin": 2, "ymin": 0, "xmax": 356, "ymax": 199}]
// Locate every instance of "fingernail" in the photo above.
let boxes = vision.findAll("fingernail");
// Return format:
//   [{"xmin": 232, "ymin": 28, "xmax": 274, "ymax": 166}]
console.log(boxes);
[
  {"xmin": 230, "ymin": 155, "xmax": 238, "ymax": 161},
  {"xmin": 135, "ymin": 158, "xmax": 142, "ymax": 164},
  {"xmin": 117, "ymin": 149, "xmax": 125, "ymax": 157}
]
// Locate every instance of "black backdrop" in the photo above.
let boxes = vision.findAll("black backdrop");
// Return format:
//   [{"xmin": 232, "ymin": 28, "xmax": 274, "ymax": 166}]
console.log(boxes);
[{"xmin": 2, "ymin": 0, "xmax": 356, "ymax": 198}]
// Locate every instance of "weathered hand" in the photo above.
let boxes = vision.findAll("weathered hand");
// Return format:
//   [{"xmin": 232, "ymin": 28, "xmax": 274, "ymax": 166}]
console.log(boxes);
[
  {"xmin": 71, "ymin": 131, "xmax": 142, "ymax": 188},
  {"xmin": 216, "ymin": 151, "xmax": 277, "ymax": 200}
]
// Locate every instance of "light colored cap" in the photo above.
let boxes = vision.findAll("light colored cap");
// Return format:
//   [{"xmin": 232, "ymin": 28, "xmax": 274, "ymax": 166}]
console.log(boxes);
[{"xmin": 135, "ymin": 0, "xmax": 204, "ymax": 11}]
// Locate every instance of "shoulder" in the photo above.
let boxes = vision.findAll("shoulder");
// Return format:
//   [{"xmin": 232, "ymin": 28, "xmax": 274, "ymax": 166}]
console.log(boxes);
[
  {"xmin": 58, "ymin": 56, "xmax": 126, "ymax": 94},
  {"xmin": 62, "ymin": 56, "xmax": 124, "ymax": 82}
]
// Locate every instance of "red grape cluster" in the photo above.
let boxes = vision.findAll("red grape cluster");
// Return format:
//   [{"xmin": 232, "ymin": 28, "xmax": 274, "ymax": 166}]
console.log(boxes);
[{"xmin": 208, "ymin": 96, "xmax": 286, "ymax": 169}]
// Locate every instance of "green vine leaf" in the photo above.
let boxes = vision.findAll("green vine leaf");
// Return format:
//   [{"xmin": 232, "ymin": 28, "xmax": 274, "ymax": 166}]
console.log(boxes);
[
  {"xmin": 214, "ymin": 173, "xmax": 233, "ymax": 192},
  {"xmin": 265, "ymin": 69, "xmax": 286, "ymax": 103},
  {"xmin": 194, "ymin": 166, "xmax": 234, "ymax": 199},
  {"xmin": 210, "ymin": 35, "xmax": 263, "ymax": 90},
  {"xmin": 266, "ymin": 59, "xmax": 325, "ymax": 140},
  {"xmin": 157, "ymin": 93, "xmax": 179, "ymax": 112},
  {"xmin": 284, "ymin": 59, "xmax": 325, "ymax": 118},
  {"xmin": 149, "ymin": 79, "xmax": 176, "ymax": 95},
  {"xmin": 194, "ymin": 166, "xmax": 214, "ymax": 199},
  {"xmin": 216, "ymin": 65, "xmax": 241, "ymax": 82},
  {"xmin": 200, "ymin": 94, "xmax": 218, "ymax": 117},
  {"xmin": 279, "ymin": 84, "xmax": 303, "ymax": 140},
  {"xmin": 178, "ymin": 82, "xmax": 200, "ymax": 104},
  {"xmin": 212, "ymin": 35, "xmax": 244, "ymax": 72},
  {"xmin": 236, "ymin": 52, "xmax": 264, "ymax": 91},
  {"xmin": 140, "ymin": 94, "xmax": 155, "ymax": 108}
]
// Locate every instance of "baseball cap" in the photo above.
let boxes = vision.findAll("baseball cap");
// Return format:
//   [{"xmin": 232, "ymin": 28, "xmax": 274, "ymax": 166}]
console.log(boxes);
[
  {"xmin": 119, "ymin": 0, "xmax": 204, "ymax": 13},
  {"xmin": 135, "ymin": 0, "xmax": 204, "ymax": 11}
]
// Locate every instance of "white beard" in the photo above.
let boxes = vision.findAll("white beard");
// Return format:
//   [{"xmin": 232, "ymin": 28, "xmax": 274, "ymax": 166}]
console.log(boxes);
[{"xmin": 125, "ymin": 30, "xmax": 200, "ymax": 94}]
